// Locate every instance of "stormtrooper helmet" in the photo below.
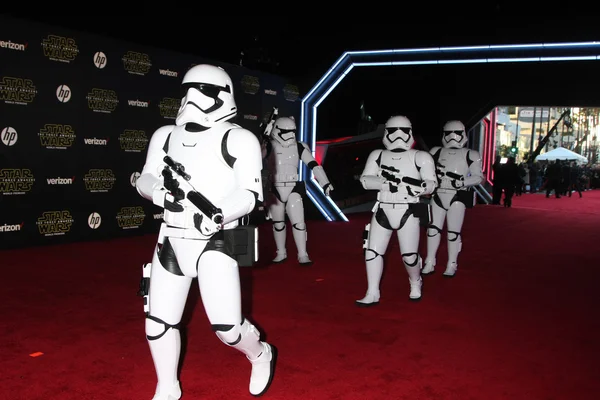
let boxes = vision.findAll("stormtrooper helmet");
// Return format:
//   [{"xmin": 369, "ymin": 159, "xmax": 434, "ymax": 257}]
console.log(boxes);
[
  {"xmin": 176, "ymin": 64, "xmax": 237, "ymax": 128},
  {"xmin": 442, "ymin": 120, "xmax": 467, "ymax": 148},
  {"xmin": 383, "ymin": 115, "xmax": 414, "ymax": 150},
  {"xmin": 271, "ymin": 117, "xmax": 297, "ymax": 147}
]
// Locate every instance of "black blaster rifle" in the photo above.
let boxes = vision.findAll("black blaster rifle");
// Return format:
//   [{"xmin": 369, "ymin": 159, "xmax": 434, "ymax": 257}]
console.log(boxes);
[
  {"xmin": 437, "ymin": 164, "xmax": 464, "ymax": 189},
  {"xmin": 260, "ymin": 107, "xmax": 279, "ymax": 138},
  {"xmin": 163, "ymin": 155, "xmax": 224, "ymax": 225},
  {"xmin": 380, "ymin": 164, "xmax": 426, "ymax": 189}
]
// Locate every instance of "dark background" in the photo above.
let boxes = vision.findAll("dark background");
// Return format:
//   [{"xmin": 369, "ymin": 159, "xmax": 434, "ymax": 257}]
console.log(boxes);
[
  {"xmin": 0, "ymin": 14, "xmax": 301, "ymax": 249},
  {"xmin": 3, "ymin": 10, "xmax": 600, "ymax": 245},
  {"xmin": 8, "ymin": 10, "xmax": 600, "ymax": 143}
]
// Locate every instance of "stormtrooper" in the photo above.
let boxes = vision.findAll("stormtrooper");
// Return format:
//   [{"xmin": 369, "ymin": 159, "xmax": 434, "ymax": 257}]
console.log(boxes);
[
  {"xmin": 356, "ymin": 115, "xmax": 437, "ymax": 306},
  {"xmin": 422, "ymin": 120, "xmax": 484, "ymax": 277},
  {"xmin": 264, "ymin": 116, "xmax": 333, "ymax": 266},
  {"xmin": 135, "ymin": 64, "xmax": 276, "ymax": 399}
]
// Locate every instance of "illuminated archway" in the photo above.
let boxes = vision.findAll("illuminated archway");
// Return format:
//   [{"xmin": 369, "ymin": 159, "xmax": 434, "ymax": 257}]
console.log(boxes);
[{"xmin": 300, "ymin": 42, "xmax": 600, "ymax": 221}]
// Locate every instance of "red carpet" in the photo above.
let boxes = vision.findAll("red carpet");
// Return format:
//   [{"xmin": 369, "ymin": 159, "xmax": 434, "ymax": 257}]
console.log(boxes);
[{"xmin": 3, "ymin": 190, "xmax": 600, "ymax": 400}]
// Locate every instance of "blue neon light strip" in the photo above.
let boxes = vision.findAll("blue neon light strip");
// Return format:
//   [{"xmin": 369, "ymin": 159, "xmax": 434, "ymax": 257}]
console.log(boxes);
[{"xmin": 300, "ymin": 41, "xmax": 600, "ymax": 222}]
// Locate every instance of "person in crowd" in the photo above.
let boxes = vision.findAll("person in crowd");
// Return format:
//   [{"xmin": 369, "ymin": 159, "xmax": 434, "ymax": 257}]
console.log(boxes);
[
  {"xmin": 544, "ymin": 160, "xmax": 562, "ymax": 198},
  {"xmin": 502, "ymin": 157, "xmax": 520, "ymax": 207}
]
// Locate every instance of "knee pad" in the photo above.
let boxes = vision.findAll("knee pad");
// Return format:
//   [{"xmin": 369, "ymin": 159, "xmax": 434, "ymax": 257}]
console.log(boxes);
[
  {"xmin": 365, "ymin": 248, "xmax": 383, "ymax": 262},
  {"xmin": 292, "ymin": 222, "xmax": 306, "ymax": 231},
  {"xmin": 272, "ymin": 221, "xmax": 285, "ymax": 232},
  {"xmin": 401, "ymin": 252, "xmax": 420, "ymax": 267},
  {"xmin": 213, "ymin": 318, "xmax": 260, "ymax": 349},
  {"xmin": 447, "ymin": 230, "xmax": 461, "ymax": 242},
  {"xmin": 427, "ymin": 225, "xmax": 442, "ymax": 238},
  {"xmin": 146, "ymin": 314, "xmax": 180, "ymax": 341}
]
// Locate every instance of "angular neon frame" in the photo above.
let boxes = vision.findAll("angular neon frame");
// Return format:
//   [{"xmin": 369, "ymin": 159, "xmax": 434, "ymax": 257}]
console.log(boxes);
[{"xmin": 300, "ymin": 41, "xmax": 600, "ymax": 222}]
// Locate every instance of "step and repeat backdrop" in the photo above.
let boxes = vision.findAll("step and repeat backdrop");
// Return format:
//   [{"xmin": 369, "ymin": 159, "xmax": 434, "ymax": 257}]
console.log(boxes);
[{"xmin": 0, "ymin": 16, "xmax": 301, "ymax": 250}]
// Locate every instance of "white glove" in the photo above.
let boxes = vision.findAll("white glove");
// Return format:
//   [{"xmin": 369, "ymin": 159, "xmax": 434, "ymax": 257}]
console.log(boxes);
[
  {"xmin": 323, "ymin": 183, "xmax": 334, "ymax": 196},
  {"xmin": 421, "ymin": 180, "xmax": 437, "ymax": 196},
  {"xmin": 193, "ymin": 213, "xmax": 222, "ymax": 236}
]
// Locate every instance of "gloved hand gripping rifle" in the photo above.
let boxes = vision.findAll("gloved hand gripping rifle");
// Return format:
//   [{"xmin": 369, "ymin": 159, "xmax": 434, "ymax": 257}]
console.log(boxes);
[
  {"xmin": 163, "ymin": 155, "xmax": 224, "ymax": 225},
  {"xmin": 380, "ymin": 164, "xmax": 426, "ymax": 196}
]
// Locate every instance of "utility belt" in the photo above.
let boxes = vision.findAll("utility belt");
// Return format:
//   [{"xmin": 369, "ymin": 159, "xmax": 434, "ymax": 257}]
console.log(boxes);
[
  {"xmin": 377, "ymin": 191, "xmax": 420, "ymax": 204},
  {"xmin": 273, "ymin": 181, "xmax": 298, "ymax": 187},
  {"xmin": 159, "ymin": 223, "xmax": 259, "ymax": 267},
  {"xmin": 435, "ymin": 188, "xmax": 474, "ymax": 208},
  {"xmin": 375, "ymin": 200, "xmax": 432, "ymax": 227},
  {"xmin": 436, "ymin": 187, "xmax": 459, "ymax": 194},
  {"xmin": 274, "ymin": 173, "xmax": 298, "ymax": 182}
]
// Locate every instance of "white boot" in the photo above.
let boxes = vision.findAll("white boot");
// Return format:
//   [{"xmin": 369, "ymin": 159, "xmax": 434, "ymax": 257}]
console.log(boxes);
[
  {"xmin": 422, "ymin": 258, "xmax": 436, "ymax": 275},
  {"xmin": 356, "ymin": 291, "xmax": 380, "ymax": 307},
  {"xmin": 298, "ymin": 254, "xmax": 313, "ymax": 266},
  {"xmin": 356, "ymin": 255, "xmax": 384, "ymax": 307},
  {"xmin": 292, "ymin": 223, "xmax": 312, "ymax": 266},
  {"xmin": 409, "ymin": 278, "xmax": 422, "ymax": 301},
  {"xmin": 272, "ymin": 223, "xmax": 287, "ymax": 263},
  {"xmin": 443, "ymin": 262, "xmax": 457, "ymax": 277},
  {"xmin": 248, "ymin": 342, "xmax": 277, "ymax": 396},
  {"xmin": 272, "ymin": 250, "xmax": 287, "ymax": 263},
  {"xmin": 152, "ymin": 381, "xmax": 181, "ymax": 400}
]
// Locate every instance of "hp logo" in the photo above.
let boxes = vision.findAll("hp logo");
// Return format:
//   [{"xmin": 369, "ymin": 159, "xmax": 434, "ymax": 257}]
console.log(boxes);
[
  {"xmin": 56, "ymin": 85, "xmax": 71, "ymax": 103},
  {"xmin": 88, "ymin": 212, "xmax": 102, "ymax": 229},
  {"xmin": 130, "ymin": 172, "xmax": 141, "ymax": 187},
  {"xmin": 93, "ymin": 51, "xmax": 107, "ymax": 69},
  {"xmin": 1, "ymin": 127, "xmax": 18, "ymax": 146}
]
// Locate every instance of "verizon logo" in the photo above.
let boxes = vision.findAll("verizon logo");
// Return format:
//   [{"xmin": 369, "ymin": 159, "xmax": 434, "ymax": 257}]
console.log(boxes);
[
  {"xmin": 264, "ymin": 89, "xmax": 277, "ymax": 95},
  {"xmin": 0, "ymin": 222, "xmax": 24, "ymax": 232},
  {"xmin": 47, "ymin": 177, "xmax": 75, "ymax": 185},
  {"xmin": 159, "ymin": 69, "xmax": 178, "ymax": 77},
  {"xmin": 153, "ymin": 213, "xmax": 164, "ymax": 220},
  {"xmin": 128, "ymin": 99, "xmax": 149, "ymax": 107},
  {"xmin": 84, "ymin": 138, "xmax": 108, "ymax": 145},
  {"xmin": 0, "ymin": 40, "xmax": 27, "ymax": 51},
  {"xmin": 244, "ymin": 115, "xmax": 258, "ymax": 120}
]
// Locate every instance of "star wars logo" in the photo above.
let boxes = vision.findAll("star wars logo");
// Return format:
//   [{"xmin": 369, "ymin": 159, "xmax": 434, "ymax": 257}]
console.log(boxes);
[
  {"xmin": 41, "ymin": 35, "xmax": 78, "ymax": 63},
  {"xmin": 159, "ymin": 97, "xmax": 179, "ymax": 119},
  {"xmin": 36, "ymin": 210, "xmax": 73, "ymax": 236},
  {"xmin": 0, "ymin": 222, "xmax": 24, "ymax": 232},
  {"xmin": 0, "ymin": 76, "xmax": 37, "ymax": 105},
  {"xmin": 119, "ymin": 129, "xmax": 148, "ymax": 152},
  {"xmin": 0, "ymin": 168, "xmax": 35, "ymax": 195},
  {"xmin": 122, "ymin": 51, "xmax": 152, "ymax": 75},
  {"xmin": 87, "ymin": 88, "xmax": 119, "ymax": 113},
  {"xmin": 116, "ymin": 206, "xmax": 146, "ymax": 229},
  {"xmin": 241, "ymin": 75, "xmax": 260, "ymax": 95},
  {"xmin": 38, "ymin": 124, "xmax": 76, "ymax": 149},
  {"xmin": 283, "ymin": 84, "xmax": 300, "ymax": 102},
  {"xmin": 83, "ymin": 169, "xmax": 116, "ymax": 192}
]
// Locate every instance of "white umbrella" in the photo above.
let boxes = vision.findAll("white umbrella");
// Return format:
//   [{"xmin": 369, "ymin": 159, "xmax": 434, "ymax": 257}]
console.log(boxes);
[{"xmin": 535, "ymin": 147, "xmax": 588, "ymax": 163}]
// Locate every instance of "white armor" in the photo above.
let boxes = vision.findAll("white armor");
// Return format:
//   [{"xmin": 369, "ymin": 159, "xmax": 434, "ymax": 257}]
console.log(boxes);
[
  {"xmin": 136, "ymin": 64, "xmax": 276, "ymax": 399},
  {"xmin": 264, "ymin": 116, "xmax": 333, "ymax": 266},
  {"xmin": 356, "ymin": 116, "xmax": 437, "ymax": 306},
  {"xmin": 422, "ymin": 120, "xmax": 484, "ymax": 277}
]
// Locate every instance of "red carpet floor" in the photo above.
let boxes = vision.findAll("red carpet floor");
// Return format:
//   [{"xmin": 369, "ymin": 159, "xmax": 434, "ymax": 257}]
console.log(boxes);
[{"xmin": 3, "ymin": 190, "xmax": 600, "ymax": 399}]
